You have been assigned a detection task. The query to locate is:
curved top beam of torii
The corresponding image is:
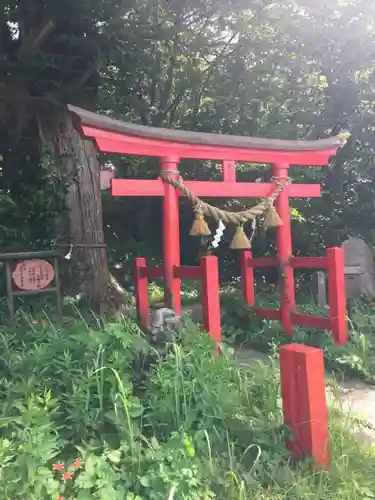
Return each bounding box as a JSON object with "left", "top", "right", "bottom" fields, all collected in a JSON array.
[{"left": 68, "top": 105, "right": 342, "bottom": 166}]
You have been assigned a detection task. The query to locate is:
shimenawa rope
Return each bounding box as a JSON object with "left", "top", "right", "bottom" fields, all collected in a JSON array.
[{"left": 161, "top": 173, "right": 290, "bottom": 225}]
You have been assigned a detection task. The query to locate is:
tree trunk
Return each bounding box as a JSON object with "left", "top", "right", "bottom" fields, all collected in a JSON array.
[{"left": 39, "top": 105, "right": 109, "bottom": 308}]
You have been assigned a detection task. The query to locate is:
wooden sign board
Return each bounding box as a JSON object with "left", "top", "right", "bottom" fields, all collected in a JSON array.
[
  {"left": 12, "top": 260, "right": 55, "bottom": 291},
  {"left": 100, "top": 169, "right": 114, "bottom": 190},
  {"left": 0, "top": 250, "right": 63, "bottom": 322},
  {"left": 341, "top": 237, "right": 375, "bottom": 299}
]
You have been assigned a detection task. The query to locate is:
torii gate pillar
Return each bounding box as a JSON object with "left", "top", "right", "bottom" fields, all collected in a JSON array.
[
  {"left": 274, "top": 163, "right": 296, "bottom": 335},
  {"left": 161, "top": 156, "right": 181, "bottom": 314}
]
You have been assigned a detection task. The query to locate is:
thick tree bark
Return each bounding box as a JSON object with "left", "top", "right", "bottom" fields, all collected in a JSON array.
[{"left": 39, "top": 105, "right": 110, "bottom": 308}]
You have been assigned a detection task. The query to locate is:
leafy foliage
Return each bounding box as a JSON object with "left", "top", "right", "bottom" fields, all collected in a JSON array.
[
  {"left": 0, "top": 313, "right": 374, "bottom": 499},
  {"left": 99, "top": 0, "right": 375, "bottom": 279},
  {"left": 2, "top": 0, "right": 375, "bottom": 278}
]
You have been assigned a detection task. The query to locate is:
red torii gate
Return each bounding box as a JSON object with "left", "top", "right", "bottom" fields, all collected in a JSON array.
[{"left": 69, "top": 105, "right": 346, "bottom": 345}]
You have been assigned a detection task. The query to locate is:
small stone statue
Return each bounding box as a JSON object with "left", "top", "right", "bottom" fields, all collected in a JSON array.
[{"left": 149, "top": 307, "right": 182, "bottom": 344}]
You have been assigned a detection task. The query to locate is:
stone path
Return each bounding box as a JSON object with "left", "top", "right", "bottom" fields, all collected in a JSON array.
[
  {"left": 235, "top": 346, "right": 375, "bottom": 441},
  {"left": 329, "top": 378, "right": 375, "bottom": 441}
]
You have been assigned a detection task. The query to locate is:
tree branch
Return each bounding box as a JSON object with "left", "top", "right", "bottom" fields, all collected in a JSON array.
[
  {"left": 72, "top": 59, "right": 101, "bottom": 88},
  {"left": 19, "top": 20, "right": 55, "bottom": 56},
  {"left": 189, "top": 33, "right": 238, "bottom": 128}
]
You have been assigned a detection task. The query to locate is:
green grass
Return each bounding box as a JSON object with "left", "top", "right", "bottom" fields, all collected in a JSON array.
[{"left": 0, "top": 307, "right": 375, "bottom": 498}]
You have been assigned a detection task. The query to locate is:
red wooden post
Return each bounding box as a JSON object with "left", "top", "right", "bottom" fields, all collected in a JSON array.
[
  {"left": 161, "top": 156, "right": 181, "bottom": 315},
  {"left": 240, "top": 250, "right": 255, "bottom": 306},
  {"left": 200, "top": 256, "right": 221, "bottom": 344},
  {"left": 134, "top": 257, "right": 150, "bottom": 330},
  {"left": 273, "top": 163, "right": 295, "bottom": 335},
  {"left": 280, "top": 344, "right": 330, "bottom": 469},
  {"left": 222, "top": 160, "right": 236, "bottom": 182},
  {"left": 327, "top": 247, "right": 347, "bottom": 344}
]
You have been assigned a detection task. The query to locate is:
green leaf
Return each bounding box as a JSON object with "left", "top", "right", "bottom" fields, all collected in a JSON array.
[
  {"left": 140, "top": 475, "right": 150, "bottom": 488},
  {"left": 106, "top": 449, "right": 122, "bottom": 464}
]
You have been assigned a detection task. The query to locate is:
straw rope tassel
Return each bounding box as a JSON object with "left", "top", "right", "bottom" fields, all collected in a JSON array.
[
  {"left": 230, "top": 224, "right": 252, "bottom": 250},
  {"left": 264, "top": 201, "right": 283, "bottom": 229},
  {"left": 190, "top": 205, "right": 211, "bottom": 236}
]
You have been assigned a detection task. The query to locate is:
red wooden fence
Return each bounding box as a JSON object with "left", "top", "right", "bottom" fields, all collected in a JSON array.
[
  {"left": 134, "top": 255, "right": 221, "bottom": 344},
  {"left": 240, "top": 247, "right": 347, "bottom": 344}
]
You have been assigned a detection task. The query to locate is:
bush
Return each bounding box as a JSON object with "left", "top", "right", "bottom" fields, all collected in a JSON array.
[{"left": 0, "top": 314, "right": 375, "bottom": 499}]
